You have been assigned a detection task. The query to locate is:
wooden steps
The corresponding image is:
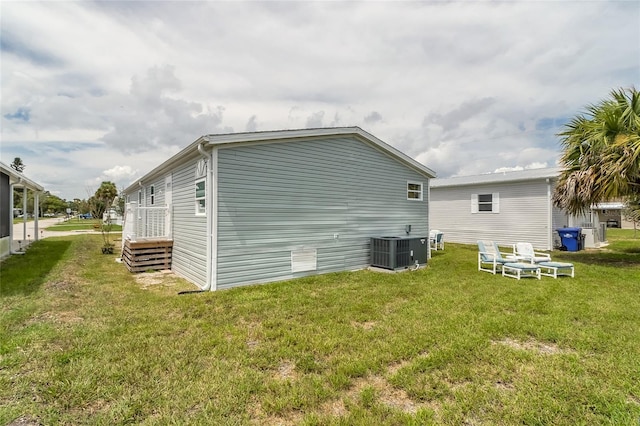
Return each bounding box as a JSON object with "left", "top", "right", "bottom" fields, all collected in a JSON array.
[{"left": 123, "top": 239, "right": 173, "bottom": 273}]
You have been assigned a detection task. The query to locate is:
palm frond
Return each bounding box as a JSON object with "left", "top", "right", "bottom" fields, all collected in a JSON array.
[{"left": 554, "top": 87, "right": 640, "bottom": 214}]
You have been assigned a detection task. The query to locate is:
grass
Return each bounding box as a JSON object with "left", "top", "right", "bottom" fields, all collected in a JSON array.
[
  {"left": 45, "top": 219, "right": 122, "bottom": 232},
  {"left": 0, "top": 230, "right": 639, "bottom": 425}
]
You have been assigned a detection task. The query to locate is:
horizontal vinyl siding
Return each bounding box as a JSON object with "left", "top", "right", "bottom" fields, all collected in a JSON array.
[
  {"left": 431, "top": 180, "right": 551, "bottom": 249},
  {"left": 138, "top": 177, "right": 165, "bottom": 208},
  {"left": 171, "top": 159, "right": 208, "bottom": 287},
  {"left": 551, "top": 205, "right": 569, "bottom": 248},
  {"left": 216, "top": 136, "right": 429, "bottom": 289}
]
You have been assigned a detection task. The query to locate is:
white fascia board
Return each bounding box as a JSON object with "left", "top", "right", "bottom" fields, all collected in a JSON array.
[
  {"left": 0, "top": 161, "right": 44, "bottom": 192},
  {"left": 431, "top": 167, "right": 562, "bottom": 188},
  {"left": 592, "top": 202, "right": 626, "bottom": 210}
]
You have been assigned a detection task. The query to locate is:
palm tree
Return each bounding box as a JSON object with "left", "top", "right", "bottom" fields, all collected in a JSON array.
[{"left": 553, "top": 87, "right": 640, "bottom": 215}]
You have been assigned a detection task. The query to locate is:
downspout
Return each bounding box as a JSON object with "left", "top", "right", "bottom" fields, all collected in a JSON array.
[
  {"left": 179, "top": 139, "right": 216, "bottom": 294},
  {"left": 200, "top": 141, "right": 214, "bottom": 291}
]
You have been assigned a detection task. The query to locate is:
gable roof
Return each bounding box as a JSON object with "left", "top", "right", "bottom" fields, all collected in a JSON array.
[
  {"left": 0, "top": 161, "right": 44, "bottom": 192},
  {"left": 125, "top": 127, "right": 436, "bottom": 192},
  {"left": 431, "top": 167, "right": 561, "bottom": 188}
]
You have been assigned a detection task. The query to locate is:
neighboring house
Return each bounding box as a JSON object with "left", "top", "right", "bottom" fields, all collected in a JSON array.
[
  {"left": 103, "top": 208, "right": 123, "bottom": 226},
  {"left": 592, "top": 201, "right": 635, "bottom": 230},
  {"left": 122, "top": 127, "right": 436, "bottom": 290},
  {"left": 430, "top": 167, "right": 602, "bottom": 250},
  {"left": 0, "top": 161, "right": 44, "bottom": 260}
]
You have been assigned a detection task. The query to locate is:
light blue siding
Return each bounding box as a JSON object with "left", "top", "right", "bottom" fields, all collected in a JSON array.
[
  {"left": 215, "top": 136, "right": 429, "bottom": 289},
  {"left": 171, "top": 158, "right": 208, "bottom": 286}
]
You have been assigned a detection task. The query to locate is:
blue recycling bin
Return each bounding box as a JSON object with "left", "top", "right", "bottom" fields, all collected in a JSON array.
[{"left": 557, "top": 227, "right": 582, "bottom": 251}]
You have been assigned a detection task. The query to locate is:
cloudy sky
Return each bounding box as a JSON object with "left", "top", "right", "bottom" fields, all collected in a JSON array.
[{"left": 2, "top": 1, "right": 639, "bottom": 200}]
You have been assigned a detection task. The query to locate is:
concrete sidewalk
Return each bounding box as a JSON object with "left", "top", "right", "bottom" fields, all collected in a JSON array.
[{"left": 11, "top": 217, "right": 104, "bottom": 252}]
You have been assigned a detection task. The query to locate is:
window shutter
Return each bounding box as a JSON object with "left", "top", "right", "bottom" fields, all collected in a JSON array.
[
  {"left": 471, "top": 194, "right": 478, "bottom": 213},
  {"left": 493, "top": 192, "right": 500, "bottom": 213}
]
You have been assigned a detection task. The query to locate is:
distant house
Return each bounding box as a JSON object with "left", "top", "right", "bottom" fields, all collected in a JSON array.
[
  {"left": 592, "top": 201, "right": 634, "bottom": 230},
  {"left": 122, "top": 127, "right": 436, "bottom": 290},
  {"left": 0, "top": 161, "right": 44, "bottom": 260},
  {"left": 430, "top": 167, "right": 603, "bottom": 250}
]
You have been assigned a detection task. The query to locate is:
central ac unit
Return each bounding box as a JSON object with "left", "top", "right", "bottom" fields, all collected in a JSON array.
[{"left": 370, "top": 236, "right": 427, "bottom": 270}]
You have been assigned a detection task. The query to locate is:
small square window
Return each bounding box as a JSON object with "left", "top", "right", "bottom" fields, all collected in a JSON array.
[
  {"left": 407, "top": 182, "right": 423, "bottom": 201},
  {"left": 472, "top": 193, "right": 499, "bottom": 214},
  {"left": 478, "top": 194, "right": 493, "bottom": 212}
]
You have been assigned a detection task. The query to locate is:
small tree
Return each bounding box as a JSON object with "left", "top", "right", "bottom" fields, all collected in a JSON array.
[{"left": 89, "top": 181, "right": 119, "bottom": 253}]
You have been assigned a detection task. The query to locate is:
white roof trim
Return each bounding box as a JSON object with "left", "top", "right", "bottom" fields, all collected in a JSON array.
[
  {"left": 0, "top": 161, "right": 44, "bottom": 191},
  {"left": 125, "top": 127, "right": 435, "bottom": 193},
  {"left": 593, "top": 202, "right": 625, "bottom": 210},
  {"left": 431, "top": 167, "right": 562, "bottom": 188}
]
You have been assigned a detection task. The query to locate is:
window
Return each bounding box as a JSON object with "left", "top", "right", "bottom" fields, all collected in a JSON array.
[
  {"left": 407, "top": 181, "right": 423, "bottom": 201},
  {"left": 138, "top": 190, "right": 142, "bottom": 205},
  {"left": 471, "top": 193, "right": 500, "bottom": 213},
  {"left": 195, "top": 178, "right": 206, "bottom": 215},
  {"left": 478, "top": 194, "right": 492, "bottom": 211},
  {"left": 150, "top": 185, "right": 155, "bottom": 205}
]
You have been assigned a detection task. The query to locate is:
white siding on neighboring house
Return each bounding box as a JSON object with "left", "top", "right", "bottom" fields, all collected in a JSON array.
[
  {"left": 431, "top": 179, "right": 552, "bottom": 249},
  {"left": 551, "top": 205, "right": 569, "bottom": 229}
]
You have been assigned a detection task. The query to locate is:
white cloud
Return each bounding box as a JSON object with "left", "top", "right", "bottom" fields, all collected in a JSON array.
[
  {"left": 494, "top": 162, "right": 548, "bottom": 174},
  {"left": 102, "top": 165, "right": 138, "bottom": 182}
]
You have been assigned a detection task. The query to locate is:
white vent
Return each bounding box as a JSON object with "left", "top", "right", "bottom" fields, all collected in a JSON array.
[{"left": 291, "top": 248, "right": 317, "bottom": 273}]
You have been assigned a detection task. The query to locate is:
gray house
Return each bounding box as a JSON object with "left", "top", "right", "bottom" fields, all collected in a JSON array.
[
  {"left": 1, "top": 161, "right": 44, "bottom": 260},
  {"left": 430, "top": 167, "right": 602, "bottom": 250},
  {"left": 122, "top": 127, "right": 436, "bottom": 290}
]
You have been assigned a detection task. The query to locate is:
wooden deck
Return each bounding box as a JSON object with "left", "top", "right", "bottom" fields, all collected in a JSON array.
[{"left": 122, "top": 239, "right": 173, "bottom": 273}]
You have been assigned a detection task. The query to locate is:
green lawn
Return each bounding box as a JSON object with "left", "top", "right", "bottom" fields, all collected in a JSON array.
[
  {"left": 45, "top": 219, "right": 122, "bottom": 232},
  {"left": 1, "top": 231, "right": 639, "bottom": 425}
]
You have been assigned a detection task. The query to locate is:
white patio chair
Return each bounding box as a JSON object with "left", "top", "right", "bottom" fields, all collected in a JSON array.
[
  {"left": 513, "top": 242, "right": 551, "bottom": 264},
  {"left": 478, "top": 241, "right": 516, "bottom": 274},
  {"left": 430, "top": 230, "right": 444, "bottom": 251},
  {"left": 513, "top": 242, "right": 575, "bottom": 278}
]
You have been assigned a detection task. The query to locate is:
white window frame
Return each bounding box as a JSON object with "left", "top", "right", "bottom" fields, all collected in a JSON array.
[
  {"left": 471, "top": 193, "right": 500, "bottom": 214},
  {"left": 195, "top": 177, "right": 206, "bottom": 216},
  {"left": 150, "top": 185, "right": 155, "bottom": 205},
  {"left": 138, "top": 190, "right": 142, "bottom": 205},
  {"left": 407, "top": 181, "right": 423, "bottom": 201}
]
